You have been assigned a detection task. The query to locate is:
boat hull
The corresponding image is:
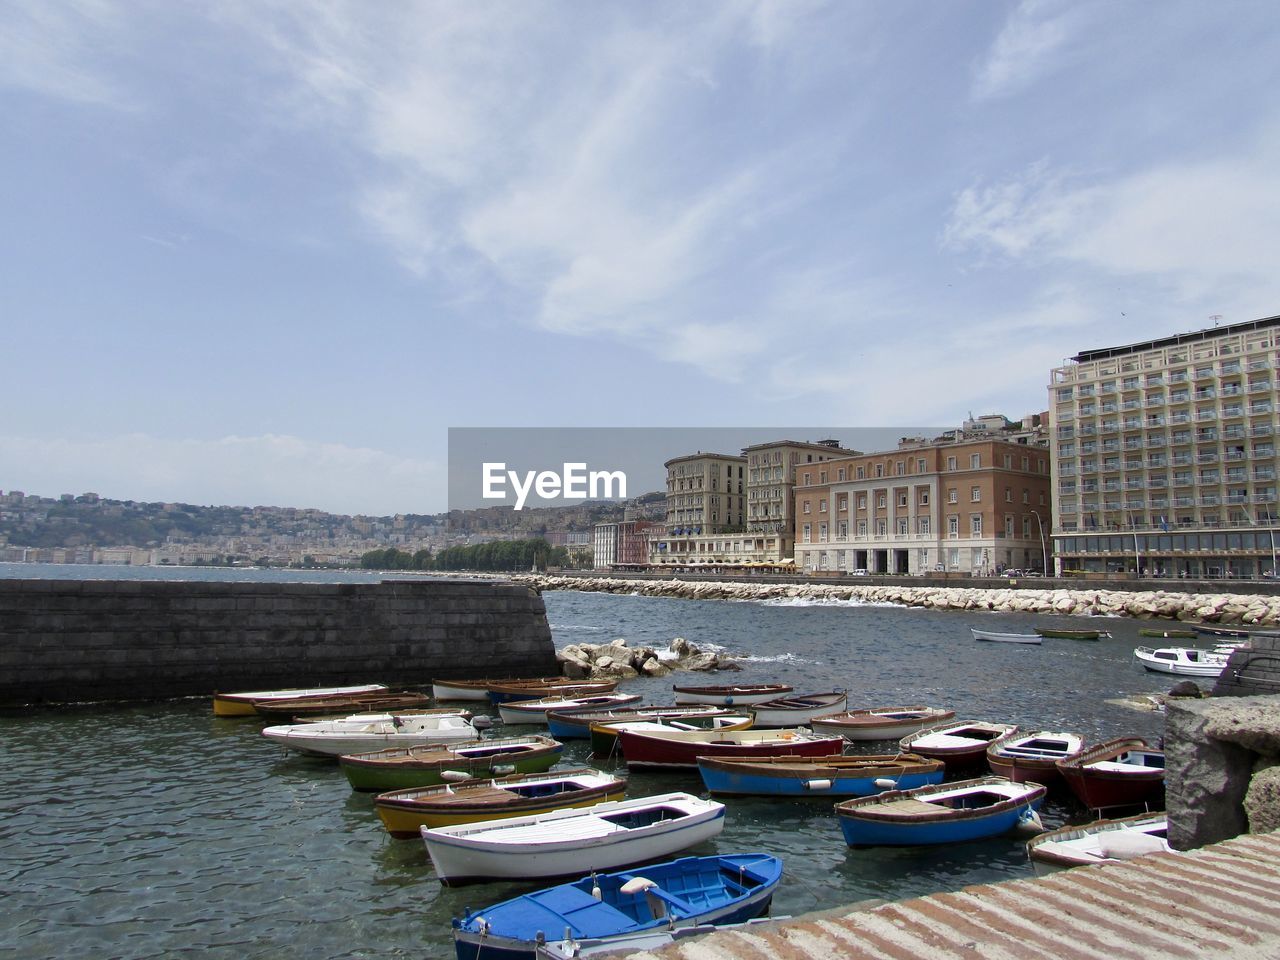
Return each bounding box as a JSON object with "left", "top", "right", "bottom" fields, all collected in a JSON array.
[
  {"left": 588, "top": 716, "right": 754, "bottom": 760},
  {"left": 696, "top": 755, "right": 943, "bottom": 797},
  {"left": 835, "top": 778, "right": 1046, "bottom": 847},
  {"left": 339, "top": 738, "right": 563, "bottom": 792},
  {"left": 1133, "top": 646, "right": 1228, "bottom": 677},
  {"left": 810, "top": 707, "right": 956, "bottom": 742},
  {"left": 212, "top": 683, "right": 387, "bottom": 716},
  {"left": 748, "top": 692, "right": 848, "bottom": 728},
  {"left": 421, "top": 794, "right": 725, "bottom": 885},
  {"left": 671, "top": 684, "right": 793, "bottom": 706},
  {"left": 987, "top": 732, "right": 1085, "bottom": 790},
  {"left": 615, "top": 729, "right": 842, "bottom": 770},
  {"left": 497, "top": 694, "right": 642, "bottom": 726},
  {"left": 1027, "top": 814, "right": 1169, "bottom": 876},
  {"left": 1057, "top": 739, "right": 1165, "bottom": 811},
  {"left": 899, "top": 722, "right": 1018, "bottom": 773}
]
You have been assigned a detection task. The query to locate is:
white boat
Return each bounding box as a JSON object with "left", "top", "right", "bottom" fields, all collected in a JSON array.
[
  {"left": 670, "top": 683, "right": 793, "bottom": 706},
  {"left": 497, "top": 692, "right": 643, "bottom": 726},
  {"left": 971, "top": 628, "right": 1042, "bottom": 644},
  {"left": 899, "top": 720, "right": 1019, "bottom": 771},
  {"left": 1026, "top": 813, "right": 1170, "bottom": 876},
  {"left": 261, "top": 714, "right": 479, "bottom": 756},
  {"left": 1133, "top": 645, "right": 1230, "bottom": 677},
  {"left": 212, "top": 683, "right": 387, "bottom": 716},
  {"left": 748, "top": 691, "right": 848, "bottom": 728},
  {"left": 420, "top": 792, "right": 725, "bottom": 885}
]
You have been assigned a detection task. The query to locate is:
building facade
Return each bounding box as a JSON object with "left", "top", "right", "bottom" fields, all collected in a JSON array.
[
  {"left": 793, "top": 439, "right": 1052, "bottom": 576},
  {"left": 741, "top": 439, "right": 860, "bottom": 562},
  {"left": 1050, "top": 315, "right": 1280, "bottom": 578},
  {"left": 649, "top": 452, "right": 746, "bottom": 564}
]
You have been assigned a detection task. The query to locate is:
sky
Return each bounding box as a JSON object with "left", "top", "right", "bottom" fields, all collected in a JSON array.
[{"left": 3, "top": 0, "right": 1279, "bottom": 515}]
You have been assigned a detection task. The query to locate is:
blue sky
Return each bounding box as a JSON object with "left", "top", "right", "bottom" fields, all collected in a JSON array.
[{"left": 3, "top": 1, "right": 1278, "bottom": 514}]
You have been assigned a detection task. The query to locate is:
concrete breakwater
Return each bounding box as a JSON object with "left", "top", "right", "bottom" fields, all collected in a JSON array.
[
  {"left": 515, "top": 573, "right": 1280, "bottom": 626},
  {"left": 0, "top": 577, "right": 556, "bottom": 707}
]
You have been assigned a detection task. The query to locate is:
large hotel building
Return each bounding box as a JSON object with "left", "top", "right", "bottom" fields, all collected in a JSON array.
[
  {"left": 1050, "top": 316, "right": 1280, "bottom": 578},
  {"left": 793, "top": 437, "right": 1051, "bottom": 576}
]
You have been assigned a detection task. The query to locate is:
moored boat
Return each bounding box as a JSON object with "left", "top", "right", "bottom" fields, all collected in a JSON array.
[
  {"left": 1133, "top": 645, "right": 1230, "bottom": 677},
  {"left": 1035, "top": 627, "right": 1111, "bottom": 640},
  {"left": 1026, "top": 813, "right": 1170, "bottom": 876},
  {"left": 899, "top": 720, "right": 1018, "bottom": 771},
  {"left": 986, "top": 730, "right": 1087, "bottom": 788},
  {"left": 696, "top": 753, "right": 943, "bottom": 798},
  {"left": 451, "top": 853, "right": 782, "bottom": 960},
  {"left": 421, "top": 792, "right": 725, "bottom": 885},
  {"left": 1138, "top": 627, "right": 1197, "bottom": 639},
  {"left": 588, "top": 715, "right": 754, "bottom": 760},
  {"left": 373, "top": 767, "right": 627, "bottom": 837},
  {"left": 545, "top": 704, "right": 741, "bottom": 742},
  {"left": 339, "top": 735, "right": 563, "bottom": 792},
  {"left": 212, "top": 683, "right": 387, "bottom": 717},
  {"left": 252, "top": 691, "right": 434, "bottom": 719},
  {"left": 487, "top": 679, "right": 620, "bottom": 705},
  {"left": 748, "top": 691, "right": 847, "bottom": 728},
  {"left": 432, "top": 677, "right": 563, "bottom": 701},
  {"left": 835, "top": 776, "right": 1046, "bottom": 846},
  {"left": 294, "top": 707, "right": 473, "bottom": 724},
  {"left": 671, "top": 683, "right": 793, "bottom": 706},
  {"left": 1192, "top": 625, "right": 1252, "bottom": 638},
  {"left": 497, "top": 692, "right": 643, "bottom": 726},
  {"left": 613, "top": 727, "right": 842, "bottom": 770},
  {"left": 262, "top": 714, "right": 478, "bottom": 757},
  {"left": 971, "top": 628, "right": 1041, "bottom": 644},
  {"left": 810, "top": 706, "right": 956, "bottom": 741},
  {"left": 1056, "top": 737, "right": 1165, "bottom": 812}
]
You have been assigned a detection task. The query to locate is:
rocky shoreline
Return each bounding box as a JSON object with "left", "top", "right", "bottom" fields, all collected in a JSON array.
[{"left": 514, "top": 574, "right": 1280, "bottom": 626}]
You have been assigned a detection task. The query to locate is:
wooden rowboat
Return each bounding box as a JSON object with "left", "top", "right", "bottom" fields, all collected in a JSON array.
[
  {"left": 545, "top": 704, "right": 742, "bottom": 741},
  {"left": 696, "top": 753, "right": 944, "bottom": 798},
  {"left": 971, "top": 628, "right": 1041, "bottom": 644},
  {"left": 1138, "top": 627, "right": 1197, "bottom": 639},
  {"left": 261, "top": 713, "right": 478, "bottom": 757},
  {"left": 339, "top": 735, "right": 563, "bottom": 792},
  {"left": 1026, "top": 813, "right": 1170, "bottom": 876},
  {"left": 987, "top": 730, "right": 1087, "bottom": 789},
  {"left": 1056, "top": 737, "right": 1165, "bottom": 812},
  {"left": 613, "top": 727, "right": 842, "bottom": 770},
  {"left": 1034, "top": 627, "right": 1111, "bottom": 640},
  {"left": 432, "top": 677, "right": 567, "bottom": 701},
  {"left": 496, "top": 692, "right": 643, "bottom": 726},
  {"left": 486, "top": 679, "right": 620, "bottom": 704},
  {"left": 588, "top": 715, "right": 754, "bottom": 760},
  {"left": 420, "top": 792, "right": 725, "bottom": 885},
  {"left": 899, "top": 720, "right": 1018, "bottom": 772},
  {"left": 748, "top": 691, "right": 848, "bottom": 728},
  {"left": 810, "top": 706, "right": 956, "bottom": 741},
  {"left": 836, "top": 776, "right": 1046, "bottom": 847},
  {"left": 670, "top": 683, "right": 793, "bottom": 706},
  {"left": 373, "top": 767, "right": 627, "bottom": 836},
  {"left": 212, "top": 683, "right": 387, "bottom": 717},
  {"left": 252, "top": 691, "right": 432, "bottom": 719}
]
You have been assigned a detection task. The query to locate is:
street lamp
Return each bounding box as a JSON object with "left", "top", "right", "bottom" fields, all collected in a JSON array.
[{"left": 1031, "top": 509, "right": 1049, "bottom": 576}]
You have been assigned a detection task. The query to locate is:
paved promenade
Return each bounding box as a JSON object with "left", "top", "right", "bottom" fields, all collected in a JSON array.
[{"left": 625, "top": 831, "right": 1280, "bottom": 960}]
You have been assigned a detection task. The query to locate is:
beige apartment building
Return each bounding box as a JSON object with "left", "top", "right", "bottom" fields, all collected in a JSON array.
[
  {"left": 742, "top": 439, "right": 860, "bottom": 562},
  {"left": 651, "top": 452, "right": 747, "bottom": 564},
  {"left": 1050, "top": 315, "right": 1280, "bottom": 578},
  {"left": 794, "top": 439, "right": 1052, "bottom": 576}
]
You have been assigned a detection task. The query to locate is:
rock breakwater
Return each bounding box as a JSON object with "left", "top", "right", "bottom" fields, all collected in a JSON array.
[{"left": 515, "top": 574, "right": 1280, "bottom": 626}]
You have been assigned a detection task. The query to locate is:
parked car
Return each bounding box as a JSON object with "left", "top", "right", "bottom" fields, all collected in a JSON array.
[{"left": 1000, "top": 569, "right": 1024, "bottom": 578}]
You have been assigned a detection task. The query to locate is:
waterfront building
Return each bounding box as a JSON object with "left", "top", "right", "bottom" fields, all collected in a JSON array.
[
  {"left": 593, "top": 519, "right": 659, "bottom": 568},
  {"left": 742, "top": 439, "right": 861, "bottom": 562},
  {"left": 649, "top": 452, "right": 747, "bottom": 564},
  {"left": 794, "top": 438, "right": 1051, "bottom": 576},
  {"left": 1050, "top": 315, "right": 1280, "bottom": 578}
]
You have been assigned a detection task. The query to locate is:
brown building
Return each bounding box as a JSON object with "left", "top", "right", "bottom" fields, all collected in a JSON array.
[{"left": 794, "top": 438, "right": 1052, "bottom": 576}]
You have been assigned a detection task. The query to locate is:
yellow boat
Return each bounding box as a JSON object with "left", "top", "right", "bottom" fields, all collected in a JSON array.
[
  {"left": 212, "top": 683, "right": 387, "bottom": 716},
  {"left": 372, "top": 767, "right": 627, "bottom": 837}
]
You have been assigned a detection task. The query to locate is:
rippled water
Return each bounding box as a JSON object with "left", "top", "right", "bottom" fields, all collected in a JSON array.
[{"left": 1, "top": 585, "right": 1178, "bottom": 960}]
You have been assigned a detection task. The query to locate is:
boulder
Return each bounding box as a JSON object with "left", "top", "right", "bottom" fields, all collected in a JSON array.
[
  {"left": 1167, "top": 680, "right": 1203, "bottom": 699},
  {"left": 641, "top": 659, "right": 672, "bottom": 677},
  {"left": 1244, "top": 759, "right": 1280, "bottom": 834}
]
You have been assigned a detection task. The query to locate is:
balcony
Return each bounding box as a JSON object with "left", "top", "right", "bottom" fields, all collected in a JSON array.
[
  {"left": 1221, "top": 361, "right": 1242, "bottom": 375},
  {"left": 1101, "top": 440, "right": 1121, "bottom": 452},
  {"left": 1174, "top": 497, "right": 1195, "bottom": 508},
  {"left": 1100, "top": 402, "right": 1119, "bottom": 414},
  {"left": 1222, "top": 405, "right": 1245, "bottom": 419},
  {"left": 1197, "top": 453, "right": 1219, "bottom": 464},
  {"left": 1195, "top": 368, "right": 1215, "bottom": 380},
  {"left": 1225, "top": 449, "right": 1246, "bottom": 462},
  {"left": 1196, "top": 410, "right": 1218, "bottom": 422},
  {"left": 1173, "top": 475, "right": 1193, "bottom": 487},
  {"left": 1169, "top": 391, "right": 1190, "bottom": 404},
  {"left": 1124, "top": 460, "right": 1143, "bottom": 471},
  {"left": 1170, "top": 412, "right": 1192, "bottom": 425},
  {"left": 1145, "top": 395, "right": 1164, "bottom": 407},
  {"left": 1249, "top": 380, "right": 1273, "bottom": 392},
  {"left": 1255, "top": 469, "right": 1278, "bottom": 481},
  {"left": 1249, "top": 403, "right": 1274, "bottom": 415},
  {"left": 1147, "top": 436, "right": 1166, "bottom": 447},
  {"left": 1122, "top": 400, "right": 1142, "bottom": 411},
  {"left": 1223, "top": 426, "right": 1247, "bottom": 439},
  {"left": 1170, "top": 371, "right": 1189, "bottom": 384},
  {"left": 1252, "top": 424, "right": 1274, "bottom": 437},
  {"left": 1202, "top": 495, "right": 1221, "bottom": 506},
  {"left": 1056, "top": 426, "right": 1076, "bottom": 439}
]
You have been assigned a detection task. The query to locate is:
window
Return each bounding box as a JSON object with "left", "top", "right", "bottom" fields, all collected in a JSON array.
[
  {"left": 819, "top": 522, "right": 828, "bottom": 542},
  {"left": 856, "top": 520, "right": 867, "bottom": 536},
  {"left": 802, "top": 523, "right": 811, "bottom": 543},
  {"left": 875, "top": 464, "right": 884, "bottom": 478},
  {"left": 856, "top": 466, "right": 865, "bottom": 479},
  {"left": 897, "top": 493, "right": 908, "bottom": 507},
  {"left": 971, "top": 486, "right": 981, "bottom": 502},
  {"left": 948, "top": 516, "right": 959, "bottom": 537},
  {"left": 918, "top": 517, "right": 931, "bottom": 535},
  {"left": 920, "top": 489, "right": 930, "bottom": 505},
  {"left": 917, "top": 458, "right": 926, "bottom": 473},
  {"left": 1023, "top": 516, "right": 1032, "bottom": 538},
  {"left": 970, "top": 454, "right": 981, "bottom": 469},
  {"left": 1005, "top": 487, "right": 1013, "bottom": 502},
  {"left": 897, "top": 519, "right": 908, "bottom": 535},
  {"left": 1006, "top": 516, "right": 1015, "bottom": 538},
  {"left": 947, "top": 456, "right": 957, "bottom": 471},
  {"left": 803, "top": 501, "right": 811, "bottom": 514},
  {"left": 948, "top": 488, "right": 958, "bottom": 504},
  {"left": 896, "top": 461, "right": 905, "bottom": 476},
  {"left": 1022, "top": 489, "right": 1030, "bottom": 504},
  {"left": 857, "top": 494, "right": 867, "bottom": 509},
  {"left": 1004, "top": 454, "right": 1013, "bottom": 468},
  {"left": 971, "top": 514, "right": 983, "bottom": 536},
  {"left": 820, "top": 471, "right": 827, "bottom": 483},
  {"left": 838, "top": 495, "right": 847, "bottom": 512},
  {"left": 819, "top": 499, "right": 827, "bottom": 512},
  {"left": 837, "top": 520, "right": 848, "bottom": 539},
  {"left": 1022, "top": 456, "right": 1029, "bottom": 470},
  {"left": 802, "top": 472, "right": 811, "bottom": 485},
  {"left": 876, "top": 519, "right": 887, "bottom": 536},
  {"left": 837, "top": 468, "right": 846, "bottom": 481},
  {"left": 877, "top": 494, "right": 887, "bottom": 508}
]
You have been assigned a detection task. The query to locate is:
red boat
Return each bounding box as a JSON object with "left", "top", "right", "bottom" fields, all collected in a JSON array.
[
  {"left": 986, "top": 731, "right": 1087, "bottom": 790},
  {"left": 1056, "top": 737, "right": 1165, "bottom": 812},
  {"left": 614, "top": 727, "right": 844, "bottom": 770}
]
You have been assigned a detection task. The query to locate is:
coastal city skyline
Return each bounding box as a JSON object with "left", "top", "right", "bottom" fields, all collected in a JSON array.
[{"left": 4, "top": 2, "right": 1280, "bottom": 514}]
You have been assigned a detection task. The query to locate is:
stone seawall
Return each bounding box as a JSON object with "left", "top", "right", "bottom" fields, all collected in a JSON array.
[
  {"left": 0, "top": 578, "right": 556, "bottom": 706},
  {"left": 514, "top": 574, "right": 1280, "bottom": 625}
]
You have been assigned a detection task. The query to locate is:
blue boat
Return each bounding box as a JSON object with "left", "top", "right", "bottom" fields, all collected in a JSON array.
[
  {"left": 697, "top": 753, "right": 944, "bottom": 797},
  {"left": 835, "top": 776, "right": 1046, "bottom": 847},
  {"left": 451, "top": 853, "right": 783, "bottom": 960}
]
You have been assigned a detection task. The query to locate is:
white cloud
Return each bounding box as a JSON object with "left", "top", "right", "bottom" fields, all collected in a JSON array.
[
  {"left": 0, "top": 433, "right": 443, "bottom": 515},
  {"left": 0, "top": 0, "right": 134, "bottom": 107},
  {"left": 972, "top": 0, "right": 1087, "bottom": 100}
]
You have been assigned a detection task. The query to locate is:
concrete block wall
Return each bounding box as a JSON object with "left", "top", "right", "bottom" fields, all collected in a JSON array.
[
  {"left": 0, "top": 578, "right": 557, "bottom": 706},
  {"left": 1214, "top": 634, "right": 1280, "bottom": 696}
]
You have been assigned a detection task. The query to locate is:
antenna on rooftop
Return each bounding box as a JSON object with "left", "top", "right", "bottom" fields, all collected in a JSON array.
[{"left": 1210, "top": 314, "right": 1222, "bottom": 327}]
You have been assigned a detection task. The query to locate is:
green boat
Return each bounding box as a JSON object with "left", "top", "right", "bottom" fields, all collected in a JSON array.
[
  {"left": 338, "top": 735, "right": 563, "bottom": 792},
  {"left": 1138, "top": 627, "right": 1197, "bottom": 639},
  {"left": 1034, "top": 627, "right": 1111, "bottom": 640}
]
